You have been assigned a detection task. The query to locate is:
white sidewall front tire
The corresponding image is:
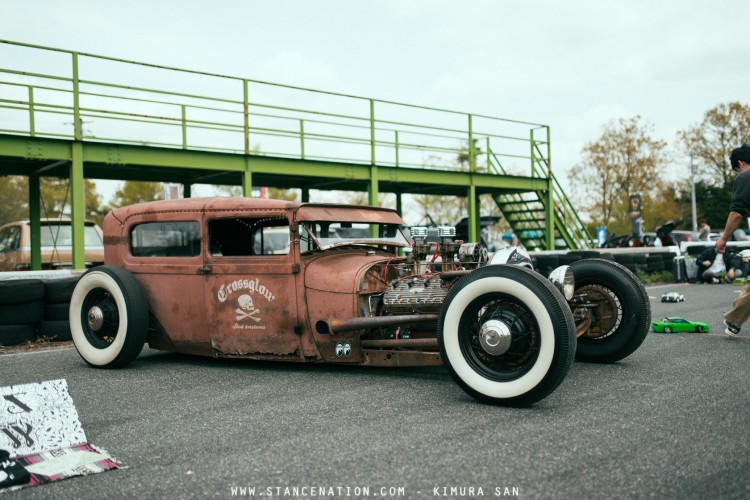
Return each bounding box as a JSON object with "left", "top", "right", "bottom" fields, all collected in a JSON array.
[
  {"left": 70, "top": 271, "right": 130, "bottom": 366},
  {"left": 442, "top": 276, "right": 555, "bottom": 399}
]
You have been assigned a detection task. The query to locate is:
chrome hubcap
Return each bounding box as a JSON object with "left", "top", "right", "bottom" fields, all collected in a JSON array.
[
  {"left": 87, "top": 306, "right": 104, "bottom": 331},
  {"left": 478, "top": 319, "right": 512, "bottom": 355}
]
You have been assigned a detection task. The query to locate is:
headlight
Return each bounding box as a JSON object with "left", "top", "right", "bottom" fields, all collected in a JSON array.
[
  {"left": 548, "top": 265, "right": 575, "bottom": 300},
  {"left": 488, "top": 246, "right": 533, "bottom": 269}
]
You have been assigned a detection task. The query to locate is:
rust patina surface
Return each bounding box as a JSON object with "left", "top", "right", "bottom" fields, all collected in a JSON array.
[{"left": 103, "top": 197, "right": 442, "bottom": 366}]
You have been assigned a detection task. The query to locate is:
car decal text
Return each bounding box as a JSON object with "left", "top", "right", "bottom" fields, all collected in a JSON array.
[{"left": 217, "top": 278, "right": 276, "bottom": 303}]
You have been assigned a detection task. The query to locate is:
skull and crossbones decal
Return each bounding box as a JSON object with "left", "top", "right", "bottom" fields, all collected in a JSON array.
[{"left": 235, "top": 294, "right": 261, "bottom": 322}]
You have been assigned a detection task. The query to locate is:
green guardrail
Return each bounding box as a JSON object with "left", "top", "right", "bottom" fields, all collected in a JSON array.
[{"left": 0, "top": 39, "right": 551, "bottom": 178}]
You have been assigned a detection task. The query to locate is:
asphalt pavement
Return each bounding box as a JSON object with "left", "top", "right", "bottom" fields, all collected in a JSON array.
[{"left": 1, "top": 282, "right": 749, "bottom": 499}]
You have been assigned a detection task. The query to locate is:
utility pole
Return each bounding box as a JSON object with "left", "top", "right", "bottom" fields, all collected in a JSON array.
[{"left": 690, "top": 153, "right": 697, "bottom": 232}]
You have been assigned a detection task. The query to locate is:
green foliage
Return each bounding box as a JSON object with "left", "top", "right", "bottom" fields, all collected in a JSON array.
[
  {"left": 212, "top": 185, "right": 299, "bottom": 201},
  {"left": 110, "top": 181, "right": 164, "bottom": 208},
  {"left": 677, "top": 101, "right": 750, "bottom": 188},
  {"left": 0, "top": 175, "right": 105, "bottom": 226},
  {"left": 674, "top": 180, "right": 733, "bottom": 230},
  {"left": 569, "top": 116, "right": 670, "bottom": 231},
  {"left": 0, "top": 176, "right": 27, "bottom": 225},
  {"left": 635, "top": 268, "right": 674, "bottom": 285},
  {"left": 268, "top": 188, "right": 298, "bottom": 201}
]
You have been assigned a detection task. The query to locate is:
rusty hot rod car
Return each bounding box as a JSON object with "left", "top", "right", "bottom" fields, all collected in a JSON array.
[{"left": 69, "top": 197, "right": 650, "bottom": 406}]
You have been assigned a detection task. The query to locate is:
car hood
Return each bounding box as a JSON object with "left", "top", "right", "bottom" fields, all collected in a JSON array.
[{"left": 303, "top": 249, "right": 393, "bottom": 294}]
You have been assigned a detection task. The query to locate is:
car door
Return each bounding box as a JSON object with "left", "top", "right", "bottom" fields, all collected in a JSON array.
[
  {"left": 124, "top": 218, "right": 211, "bottom": 354},
  {"left": 203, "top": 213, "right": 301, "bottom": 359},
  {"left": 673, "top": 319, "right": 690, "bottom": 333}
]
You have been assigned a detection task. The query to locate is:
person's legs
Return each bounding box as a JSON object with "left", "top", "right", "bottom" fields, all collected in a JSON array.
[
  {"left": 702, "top": 270, "right": 720, "bottom": 283},
  {"left": 724, "top": 280, "right": 750, "bottom": 335}
]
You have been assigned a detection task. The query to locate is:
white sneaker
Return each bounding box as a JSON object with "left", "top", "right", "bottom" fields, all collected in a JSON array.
[{"left": 724, "top": 320, "right": 741, "bottom": 337}]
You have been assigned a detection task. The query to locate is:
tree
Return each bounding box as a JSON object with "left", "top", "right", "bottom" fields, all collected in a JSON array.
[
  {"left": 38, "top": 177, "right": 105, "bottom": 223},
  {"left": 677, "top": 102, "right": 750, "bottom": 187},
  {"left": 110, "top": 181, "right": 163, "bottom": 208},
  {"left": 0, "top": 175, "right": 105, "bottom": 226},
  {"left": 674, "top": 180, "right": 732, "bottom": 230},
  {"left": 569, "top": 116, "right": 669, "bottom": 233},
  {"left": 0, "top": 176, "right": 27, "bottom": 225}
]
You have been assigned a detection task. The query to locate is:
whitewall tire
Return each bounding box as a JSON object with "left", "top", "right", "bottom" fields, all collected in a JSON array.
[
  {"left": 70, "top": 266, "right": 148, "bottom": 368},
  {"left": 438, "top": 265, "right": 575, "bottom": 406}
]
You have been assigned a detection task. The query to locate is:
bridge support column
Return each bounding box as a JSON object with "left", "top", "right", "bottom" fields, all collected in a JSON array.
[
  {"left": 368, "top": 165, "right": 379, "bottom": 237},
  {"left": 301, "top": 187, "right": 309, "bottom": 203},
  {"left": 242, "top": 158, "right": 252, "bottom": 198},
  {"left": 467, "top": 183, "right": 479, "bottom": 243},
  {"left": 70, "top": 142, "right": 85, "bottom": 269},
  {"left": 183, "top": 183, "right": 192, "bottom": 199},
  {"left": 368, "top": 165, "right": 379, "bottom": 207},
  {"left": 28, "top": 174, "right": 41, "bottom": 270}
]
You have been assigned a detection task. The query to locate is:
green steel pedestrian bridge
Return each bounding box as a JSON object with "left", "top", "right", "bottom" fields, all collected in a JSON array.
[{"left": 0, "top": 40, "right": 591, "bottom": 270}]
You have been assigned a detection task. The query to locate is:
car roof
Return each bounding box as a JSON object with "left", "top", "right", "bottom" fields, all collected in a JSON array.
[
  {"left": 108, "top": 197, "right": 403, "bottom": 225},
  {"left": 0, "top": 218, "right": 98, "bottom": 229}
]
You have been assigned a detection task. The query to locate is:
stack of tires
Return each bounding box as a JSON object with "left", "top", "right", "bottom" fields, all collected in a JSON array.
[
  {"left": 662, "top": 252, "right": 678, "bottom": 275},
  {"left": 534, "top": 254, "right": 559, "bottom": 276},
  {"left": 646, "top": 254, "right": 665, "bottom": 273},
  {"left": 534, "top": 251, "right": 616, "bottom": 276},
  {"left": 613, "top": 254, "right": 637, "bottom": 273},
  {"left": 39, "top": 277, "right": 79, "bottom": 342},
  {"left": 0, "top": 279, "right": 45, "bottom": 346},
  {"left": 0, "top": 276, "right": 80, "bottom": 347}
]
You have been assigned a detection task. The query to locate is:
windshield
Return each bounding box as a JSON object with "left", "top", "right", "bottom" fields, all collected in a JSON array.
[
  {"left": 41, "top": 224, "right": 102, "bottom": 247},
  {"left": 300, "top": 221, "right": 408, "bottom": 252}
]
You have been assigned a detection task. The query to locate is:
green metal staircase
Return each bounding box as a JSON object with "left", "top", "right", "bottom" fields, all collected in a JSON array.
[{"left": 488, "top": 146, "right": 593, "bottom": 250}]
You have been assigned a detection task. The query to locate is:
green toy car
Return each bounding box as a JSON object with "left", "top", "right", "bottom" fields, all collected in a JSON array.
[{"left": 651, "top": 317, "right": 710, "bottom": 333}]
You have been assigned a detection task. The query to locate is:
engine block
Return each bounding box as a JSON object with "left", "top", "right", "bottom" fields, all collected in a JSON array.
[{"left": 382, "top": 276, "right": 447, "bottom": 314}]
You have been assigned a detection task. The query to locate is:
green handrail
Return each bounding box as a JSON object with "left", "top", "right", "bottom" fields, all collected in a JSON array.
[{"left": 0, "top": 39, "right": 551, "bottom": 177}]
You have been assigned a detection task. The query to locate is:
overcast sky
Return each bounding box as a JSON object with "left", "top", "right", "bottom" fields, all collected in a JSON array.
[{"left": 3, "top": 0, "right": 749, "bottom": 210}]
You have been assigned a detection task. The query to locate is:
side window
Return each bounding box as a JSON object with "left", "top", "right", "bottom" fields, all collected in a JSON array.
[
  {"left": 130, "top": 221, "right": 201, "bottom": 257},
  {"left": 0, "top": 226, "right": 21, "bottom": 252},
  {"left": 0, "top": 227, "right": 9, "bottom": 252},
  {"left": 9, "top": 227, "right": 20, "bottom": 250},
  {"left": 209, "top": 217, "right": 289, "bottom": 257}
]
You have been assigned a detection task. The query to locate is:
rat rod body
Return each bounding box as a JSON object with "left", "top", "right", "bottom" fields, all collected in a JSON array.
[{"left": 70, "top": 197, "right": 650, "bottom": 406}]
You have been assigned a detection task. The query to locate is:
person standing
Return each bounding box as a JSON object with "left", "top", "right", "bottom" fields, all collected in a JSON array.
[
  {"left": 698, "top": 219, "right": 711, "bottom": 240},
  {"left": 719, "top": 144, "right": 750, "bottom": 336}
]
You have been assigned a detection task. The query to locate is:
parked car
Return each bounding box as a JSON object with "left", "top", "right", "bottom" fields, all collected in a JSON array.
[
  {"left": 661, "top": 292, "right": 685, "bottom": 303},
  {"left": 68, "top": 197, "right": 651, "bottom": 406},
  {"left": 651, "top": 317, "right": 709, "bottom": 333},
  {"left": 671, "top": 230, "right": 701, "bottom": 246},
  {"left": 0, "top": 219, "right": 104, "bottom": 271}
]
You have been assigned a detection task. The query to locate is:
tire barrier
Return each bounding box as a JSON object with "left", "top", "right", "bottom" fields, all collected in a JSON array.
[
  {"left": 0, "top": 279, "right": 44, "bottom": 346},
  {"left": 39, "top": 320, "right": 72, "bottom": 341},
  {"left": 40, "top": 277, "right": 78, "bottom": 342},
  {"left": 0, "top": 276, "right": 80, "bottom": 346},
  {"left": 532, "top": 249, "right": 680, "bottom": 282},
  {"left": 43, "top": 277, "right": 79, "bottom": 303}
]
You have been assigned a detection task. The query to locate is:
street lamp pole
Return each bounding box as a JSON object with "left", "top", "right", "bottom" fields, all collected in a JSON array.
[{"left": 690, "top": 153, "right": 697, "bottom": 232}]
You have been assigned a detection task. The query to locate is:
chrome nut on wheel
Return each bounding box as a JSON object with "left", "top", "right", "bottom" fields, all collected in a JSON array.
[
  {"left": 478, "top": 320, "right": 512, "bottom": 355},
  {"left": 87, "top": 306, "right": 105, "bottom": 331}
]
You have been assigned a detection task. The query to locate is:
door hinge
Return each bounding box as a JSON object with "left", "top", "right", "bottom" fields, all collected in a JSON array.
[
  {"left": 292, "top": 263, "right": 301, "bottom": 274},
  {"left": 197, "top": 265, "right": 212, "bottom": 274}
]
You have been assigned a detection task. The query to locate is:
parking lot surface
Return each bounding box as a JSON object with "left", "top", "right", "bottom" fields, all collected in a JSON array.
[{"left": 2, "top": 282, "right": 749, "bottom": 499}]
